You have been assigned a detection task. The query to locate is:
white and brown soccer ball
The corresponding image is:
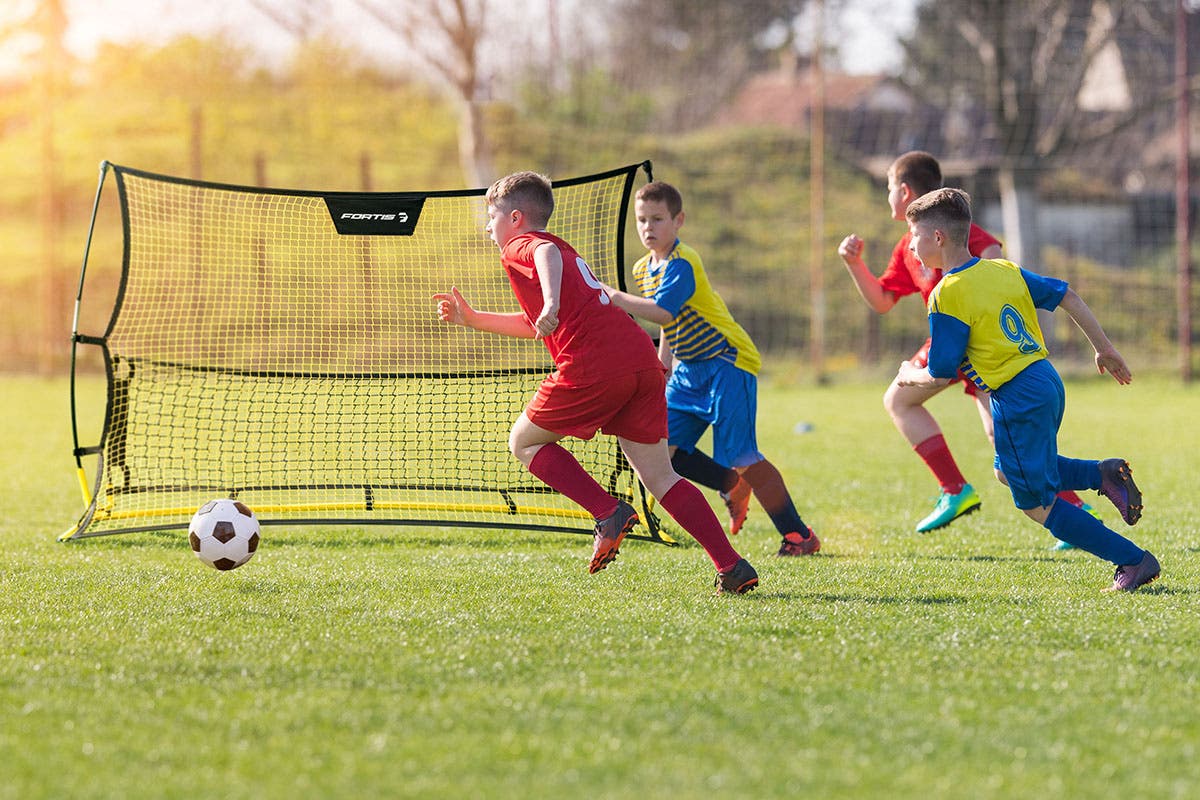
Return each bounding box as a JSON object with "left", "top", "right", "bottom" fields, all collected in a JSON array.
[{"left": 189, "top": 499, "right": 260, "bottom": 571}]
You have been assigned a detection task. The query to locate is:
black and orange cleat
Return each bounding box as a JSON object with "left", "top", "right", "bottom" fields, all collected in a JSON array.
[
  {"left": 589, "top": 500, "right": 639, "bottom": 574},
  {"left": 777, "top": 527, "right": 821, "bottom": 556},
  {"left": 714, "top": 558, "right": 759, "bottom": 595}
]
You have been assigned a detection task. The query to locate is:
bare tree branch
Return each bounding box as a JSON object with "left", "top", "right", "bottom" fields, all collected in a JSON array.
[
  {"left": 247, "top": 0, "right": 331, "bottom": 40},
  {"left": 353, "top": 0, "right": 494, "bottom": 184}
]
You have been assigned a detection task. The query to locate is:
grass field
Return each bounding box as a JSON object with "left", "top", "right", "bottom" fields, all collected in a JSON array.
[{"left": 3, "top": 372, "right": 1198, "bottom": 799}]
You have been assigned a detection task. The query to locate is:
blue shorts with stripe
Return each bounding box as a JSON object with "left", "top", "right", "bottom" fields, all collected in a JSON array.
[
  {"left": 990, "top": 358, "right": 1064, "bottom": 510},
  {"left": 665, "top": 357, "right": 762, "bottom": 469}
]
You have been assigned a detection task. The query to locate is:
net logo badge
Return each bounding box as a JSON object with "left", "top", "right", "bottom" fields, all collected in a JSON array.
[
  {"left": 338, "top": 211, "right": 409, "bottom": 222},
  {"left": 324, "top": 194, "right": 425, "bottom": 235}
]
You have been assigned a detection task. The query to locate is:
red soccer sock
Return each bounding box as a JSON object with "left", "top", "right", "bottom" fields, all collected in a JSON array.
[
  {"left": 658, "top": 479, "right": 741, "bottom": 572},
  {"left": 1056, "top": 489, "right": 1085, "bottom": 506},
  {"left": 913, "top": 434, "right": 967, "bottom": 494},
  {"left": 527, "top": 443, "right": 617, "bottom": 519}
]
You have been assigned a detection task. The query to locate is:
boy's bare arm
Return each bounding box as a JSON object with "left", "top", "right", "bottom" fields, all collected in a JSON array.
[
  {"left": 657, "top": 329, "right": 674, "bottom": 371},
  {"left": 531, "top": 243, "right": 563, "bottom": 338},
  {"left": 837, "top": 235, "right": 898, "bottom": 313},
  {"left": 601, "top": 283, "right": 675, "bottom": 325},
  {"left": 1057, "top": 289, "right": 1132, "bottom": 384},
  {"left": 896, "top": 359, "right": 952, "bottom": 388},
  {"left": 433, "top": 286, "right": 536, "bottom": 338}
]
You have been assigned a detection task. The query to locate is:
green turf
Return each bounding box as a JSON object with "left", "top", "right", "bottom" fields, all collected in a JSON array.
[{"left": 3, "top": 372, "right": 1198, "bottom": 799}]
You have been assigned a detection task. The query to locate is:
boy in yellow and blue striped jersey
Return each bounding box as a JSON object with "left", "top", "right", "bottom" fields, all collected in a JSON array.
[
  {"left": 896, "top": 188, "right": 1159, "bottom": 592},
  {"left": 604, "top": 181, "right": 819, "bottom": 557}
]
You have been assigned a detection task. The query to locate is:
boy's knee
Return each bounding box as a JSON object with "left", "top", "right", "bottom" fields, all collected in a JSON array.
[
  {"left": 1021, "top": 505, "right": 1052, "bottom": 525},
  {"left": 507, "top": 431, "right": 533, "bottom": 466},
  {"left": 994, "top": 468, "right": 1008, "bottom": 486},
  {"left": 882, "top": 384, "right": 898, "bottom": 414}
]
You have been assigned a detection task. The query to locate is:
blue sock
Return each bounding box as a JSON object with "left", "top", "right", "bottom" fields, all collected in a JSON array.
[
  {"left": 671, "top": 449, "right": 737, "bottom": 493},
  {"left": 1057, "top": 457, "right": 1101, "bottom": 491},
  {"left": 1043, "top": 499, "right": 1143, "bottom": 565}
]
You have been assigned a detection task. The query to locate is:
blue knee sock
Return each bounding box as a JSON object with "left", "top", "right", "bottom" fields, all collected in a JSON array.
[
  {"left": 1056, "top": 457, "right": 1101, "bottom": 492},
  {"left": 671, "top": 449, "right": 738, "bottom": 493},
  {"left": 1043, "top": 499, "right": 1143, "bottom": 565}
]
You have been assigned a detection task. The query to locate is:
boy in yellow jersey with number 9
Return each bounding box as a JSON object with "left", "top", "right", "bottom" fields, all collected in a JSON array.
[
  {"left": 897, "top": 188, "right": 1157, "bottom": 592},
  {"left": 839, "top": 150, "right": 1096, "bottom": 537}
]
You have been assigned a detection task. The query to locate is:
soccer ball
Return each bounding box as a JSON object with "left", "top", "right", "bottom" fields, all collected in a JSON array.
[{"left": 189, "top": 499, "right": 260, "bottom": 571}]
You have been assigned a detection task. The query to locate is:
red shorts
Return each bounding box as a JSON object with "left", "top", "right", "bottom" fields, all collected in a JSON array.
[
  {"left": 526, "top": 367, "right": 669, "bottom": 444},
  {"left": 911, "top": 339, "right": 982, "bottom": 397}
]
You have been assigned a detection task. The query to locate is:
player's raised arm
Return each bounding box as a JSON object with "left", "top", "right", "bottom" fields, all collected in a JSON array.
[
  {"left": 433, "top": 286, "right": 536, "bottom": 338},
  {"left": 837, "top": 234, "right": 898, "bottom": 313},
  {"left": 1057, "top": 289, "right": 1132, "bottom": 384}
]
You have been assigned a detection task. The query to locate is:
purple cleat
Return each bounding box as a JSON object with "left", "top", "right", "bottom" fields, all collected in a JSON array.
[
  {"left": 1098, "top": 458, "right": 1142, "bottom": 526},
  {"left": 1104, "top": 551, "right": 1160, "bottom": 593}
]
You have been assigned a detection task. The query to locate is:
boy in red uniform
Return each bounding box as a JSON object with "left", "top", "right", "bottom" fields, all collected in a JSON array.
[
  {"left": 838, "top": 151, "right": 1094, "bottom": 535},
  {"left": 434, "top": 171, "right": 758, "bottom": 594}
]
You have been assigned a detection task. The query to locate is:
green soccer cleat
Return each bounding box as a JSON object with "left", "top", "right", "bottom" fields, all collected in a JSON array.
[{"left": 915, "top": 484, "right": 981, "bottom": 533}]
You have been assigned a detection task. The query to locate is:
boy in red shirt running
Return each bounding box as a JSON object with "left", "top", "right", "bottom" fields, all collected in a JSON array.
[
  {"left": 838, "top": 151, "right": 1094, "bottom": 536},
  {"left": 434, "top": 171, "right": 758, "bottom": 594}
]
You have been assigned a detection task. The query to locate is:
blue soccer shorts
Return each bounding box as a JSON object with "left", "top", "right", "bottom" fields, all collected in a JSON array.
[
  {"left": 665, "top": 357, "right": 762, "bottom": 469},
  {"left": 990, "top": 359, "right": 1065, "bottom": 510}
]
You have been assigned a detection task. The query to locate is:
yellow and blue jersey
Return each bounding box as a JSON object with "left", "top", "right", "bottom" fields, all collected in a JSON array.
[
  {"left": 926, "top": 258, "right": 1068, "bottom": 392},
  {"left": 630, "top": 239, "right": 760, "bottom": 375}
]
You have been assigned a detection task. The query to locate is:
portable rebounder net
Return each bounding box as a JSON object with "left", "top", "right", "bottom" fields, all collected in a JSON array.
[{"left": 61, "top": 160, "right": 674, "bottom": 545}]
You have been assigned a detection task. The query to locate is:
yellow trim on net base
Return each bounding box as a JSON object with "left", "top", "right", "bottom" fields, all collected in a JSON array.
[
  {"left": 76, "top": 467, "right": 92, "bottom": 506},
  {"left": 87, "top": 500, "right": 596, "bottom": 523}
]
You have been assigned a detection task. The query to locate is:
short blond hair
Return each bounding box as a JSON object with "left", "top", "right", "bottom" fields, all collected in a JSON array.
[
  {"left": 905, "top": 187, "right": 972, "bottom": 248},
  {"left": 486, "top": 171, "right": 554, "bottom": 228}
]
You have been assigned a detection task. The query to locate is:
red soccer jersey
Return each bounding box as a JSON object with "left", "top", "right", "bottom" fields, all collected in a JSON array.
[
  {"left": 880, "top": 223, "right": 1002, "bottom": 303},
  {"left": 501, "top": 231, "right": 661, "bottom": 385}
]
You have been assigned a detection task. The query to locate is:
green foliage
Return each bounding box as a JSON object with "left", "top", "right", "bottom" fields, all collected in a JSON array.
[
  {"left": 0, "top": 34, "right": 465, "bottom": 370},
  {"left": 4, "top": 374, "right": 1199, "bottom": 799}
]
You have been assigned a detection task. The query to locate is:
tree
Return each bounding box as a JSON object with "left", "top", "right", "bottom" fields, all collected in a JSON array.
[
  {"left": 1, "top": 0, "right": 70, "bottom": 372},
  {"left": 601, "top": 0, "right": 811, "bottom": 130},
  {"left": 355, "top": 0, "right": 494, "bottom": 186},
  {"left": 899, "top": 0, "right": 1178, "bottom": 270}
]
